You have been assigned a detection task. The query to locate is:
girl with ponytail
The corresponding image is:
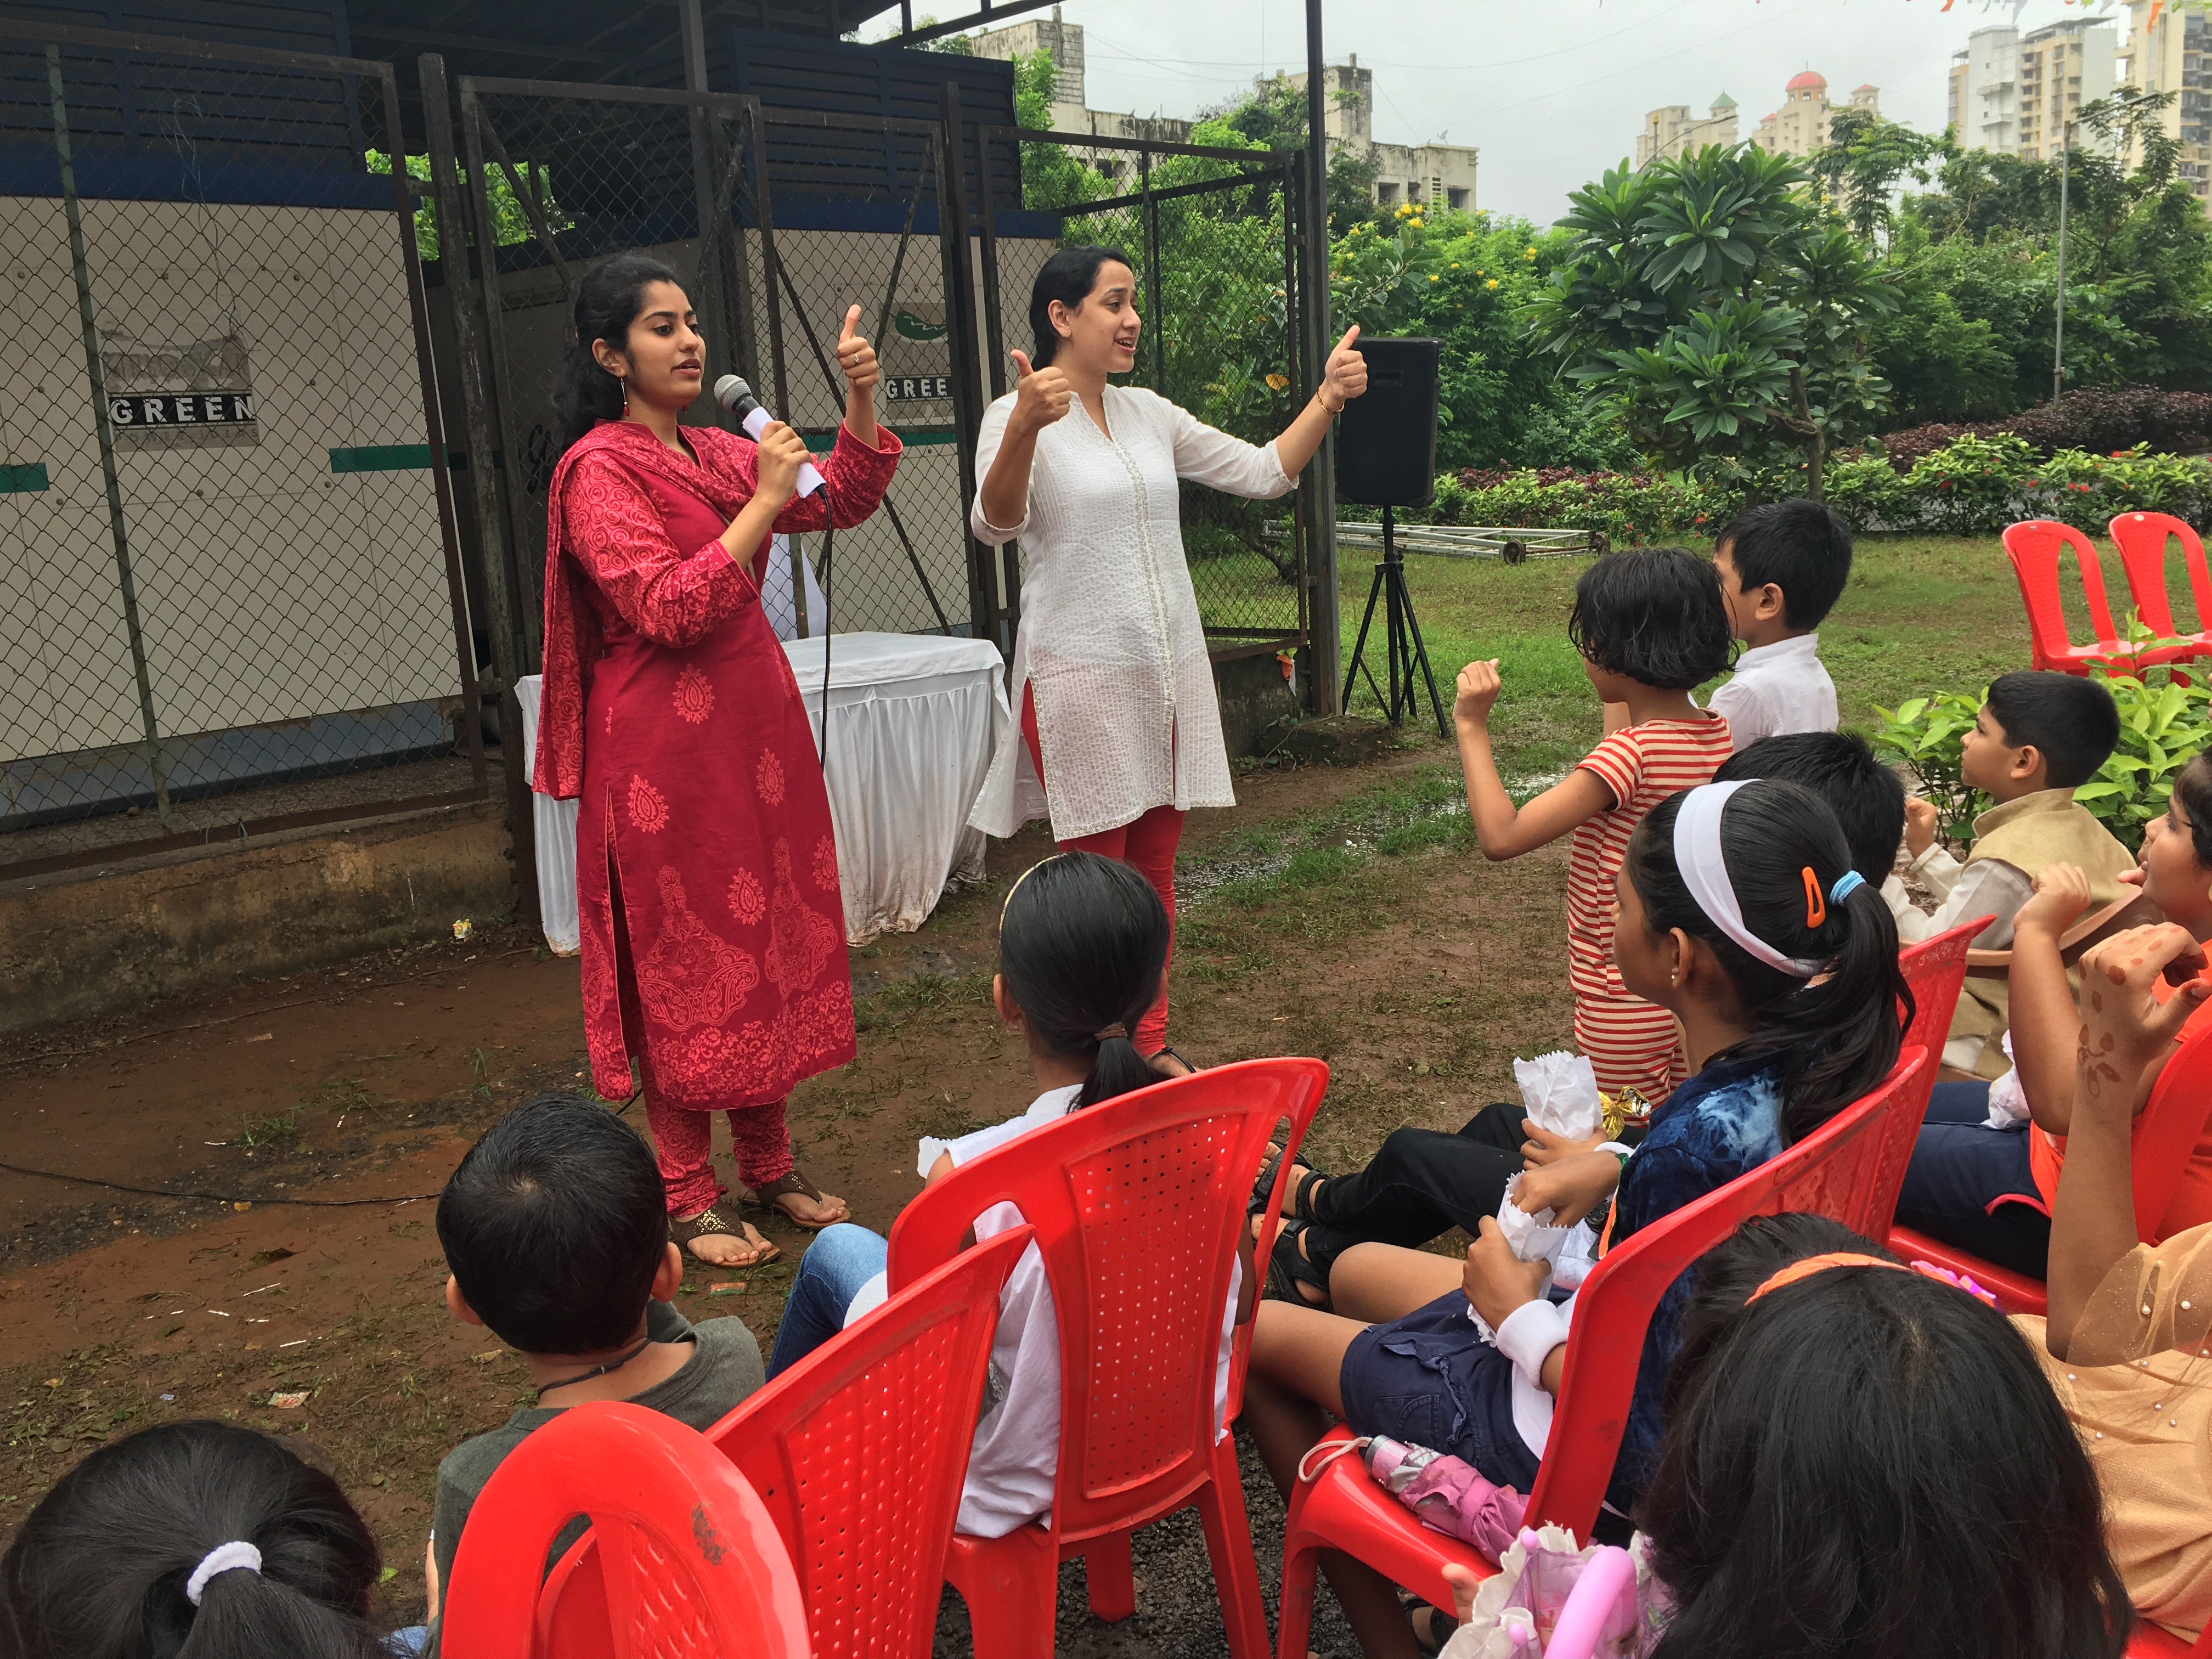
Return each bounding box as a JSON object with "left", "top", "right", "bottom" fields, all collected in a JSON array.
[
  {"left": 1241, "top": 778, "right": 1909, "bottom": 1659},
  {"left": 0, "top": 1420, "right": 395, "bottom": 1659},
  {"left": 764, "top": 852, "right": 1228, "bottom": 1541}
]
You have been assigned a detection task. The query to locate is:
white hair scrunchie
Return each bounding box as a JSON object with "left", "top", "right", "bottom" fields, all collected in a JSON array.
[
  {"left": 1671, "top": 781, "right": 1824, "bottom": 978},
  {"left": 185, "top": 1541, "right": 262, "bottom": 1607}
]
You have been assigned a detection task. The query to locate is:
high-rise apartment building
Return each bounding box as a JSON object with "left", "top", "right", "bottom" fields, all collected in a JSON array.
[
  {"left": 1948, "top": 18, "right": 2117, "bottom": 160},
  {"left": 1752, "top": 71, "right": 1880, "bottom": 157},
  {"left": 1636, "top": 93, "right": 1739, "bottom": 166},
  {"left": 2124, "top": 0, "right": 2211, "bottom": 205}
]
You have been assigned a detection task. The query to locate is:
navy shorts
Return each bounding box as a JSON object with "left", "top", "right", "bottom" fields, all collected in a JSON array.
[
  {"left": 1339, "top": 1290, "right": 1543, "bottom": 1494},
  {"left": 1895, "top": 1080, "right": 2051, "bottom": 1279}
]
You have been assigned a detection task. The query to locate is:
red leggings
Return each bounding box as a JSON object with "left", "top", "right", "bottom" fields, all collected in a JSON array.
[
  {"left": 1022, "top": 687, "right": 1183, "bottom": 1054},
  {"left": 644, "top": 1086, "right": 794, "bottom": 1217}
]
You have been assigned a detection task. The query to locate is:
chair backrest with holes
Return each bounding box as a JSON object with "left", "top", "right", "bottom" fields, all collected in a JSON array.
[
  {"left": 2003, "top": 520, "right": 2126, "bottom": 670},
  {"left": 1521, "top": 1048, "right": 1929, "bottom": 1538},
  {"left": 441, "top": 1401, "right": 810, "bottom": 1659},
  {"left": 2111, "top": 511, "right": 2212, "bottom": 642},
  {"left": 698, "top": 1224, "right": 1031, "bottom": 1659},
  {"left": 884, "top": 1057, "right": 1328, "bottom": 1548},
  {"left": 1860, "top": 919, "right": 1988, "bottom": 1233}
]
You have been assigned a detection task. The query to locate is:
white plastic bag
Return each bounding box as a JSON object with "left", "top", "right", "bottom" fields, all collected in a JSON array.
[{"left": 1514, "top": 1051, "right": 1603, "bottom": 1142}]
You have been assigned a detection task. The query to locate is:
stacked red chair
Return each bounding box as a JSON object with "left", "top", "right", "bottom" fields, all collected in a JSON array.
[
  {"left": 2110, "top": 510, "right": 2212, "bottom": 671},
  {"left": 1274, "top": 1049, "right": 1931, "bottom": 1659},
  {"left": 2001, "top": 518, "right": 2195, "bottom": 678},
  {"left": 887, "top": 1055, "right": 1329, "bottom": 1659}
]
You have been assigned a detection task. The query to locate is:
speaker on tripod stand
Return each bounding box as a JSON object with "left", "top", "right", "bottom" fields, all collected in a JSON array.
[{"left": 1336, "top": 336, "right": 1447, "bottom": 737}]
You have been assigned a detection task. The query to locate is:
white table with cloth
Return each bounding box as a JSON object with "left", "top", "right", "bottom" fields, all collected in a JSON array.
[{"left": 516, "top": 631, "right": 1015, "bottom": 952}]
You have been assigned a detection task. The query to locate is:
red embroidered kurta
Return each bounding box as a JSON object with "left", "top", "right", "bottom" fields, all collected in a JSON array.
[{"left": 534, "top": 418, "right": 902, "bottom": 1108}]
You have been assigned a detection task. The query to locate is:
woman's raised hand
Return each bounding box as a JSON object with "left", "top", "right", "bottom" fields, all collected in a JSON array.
[
  {"left": 2076, "top": 923, "right": 2211, "bottom": 1114},
  {"left": 836, "top": 304, "right": 879, "bottom": 394},
  {"left": 1008, "top": 348, "right": 1072, "bottom": 435},
  {"left": 753, "top": 419, "right": 810, "bottom": 509},
  {"left": 1321, "top": 324, "right": 1367, "bottom": 411}
]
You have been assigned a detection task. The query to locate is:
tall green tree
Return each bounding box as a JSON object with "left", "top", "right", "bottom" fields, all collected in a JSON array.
[{"left": 1527, "top": 144, "right": 1895, "bottom": 499}]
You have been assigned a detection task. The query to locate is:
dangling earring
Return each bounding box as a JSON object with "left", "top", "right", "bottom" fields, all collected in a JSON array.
[{"left": 617, "top": 374, "right": 629, "bottom": 417}]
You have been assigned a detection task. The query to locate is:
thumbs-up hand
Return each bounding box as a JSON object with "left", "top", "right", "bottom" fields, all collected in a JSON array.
[
  {"left": 1322, "top": 324, "right": 1367, "bottom": 413},
  {"left": 1009, "top": 347, "right": 1072, "bottom": 436},
  {"left": 835, "top": 304, "right": 879, "bottom": 395}
]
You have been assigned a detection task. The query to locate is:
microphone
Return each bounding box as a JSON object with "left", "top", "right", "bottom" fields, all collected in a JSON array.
[{"left": 714, "top": 374, "right": 824, "bottom": 498}]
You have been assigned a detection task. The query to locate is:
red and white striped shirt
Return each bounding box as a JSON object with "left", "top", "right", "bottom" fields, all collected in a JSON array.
[{"left": 1565, "top": 713, "right": 1734, "bottom": 1002}]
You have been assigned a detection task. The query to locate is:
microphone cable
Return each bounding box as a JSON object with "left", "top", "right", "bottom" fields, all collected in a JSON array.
[{"left": 812, "top": 471, "right": 836, "bottom": 785}]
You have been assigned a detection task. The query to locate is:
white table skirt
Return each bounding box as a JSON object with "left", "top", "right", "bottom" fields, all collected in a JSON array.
[{"left": 516, "top": 632, "right": 1010, "bottom": 954}]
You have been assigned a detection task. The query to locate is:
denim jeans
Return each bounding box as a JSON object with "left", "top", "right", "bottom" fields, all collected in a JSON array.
[{"left": 767, "top": 1222, "right": 889, "bottom": 1377}]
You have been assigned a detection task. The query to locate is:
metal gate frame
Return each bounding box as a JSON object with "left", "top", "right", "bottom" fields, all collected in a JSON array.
[{"left": 0, "top": 18, "right": 484, "bottom": 881}]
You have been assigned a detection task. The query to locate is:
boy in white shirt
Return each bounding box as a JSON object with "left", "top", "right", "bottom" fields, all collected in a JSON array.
[{"left": 1706, "top": 500, "right": 1849, "bottom": 750}]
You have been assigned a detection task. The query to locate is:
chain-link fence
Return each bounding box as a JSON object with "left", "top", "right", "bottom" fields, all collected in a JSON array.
[
  {"left": 0, "top": 20, "right": 477, "bottom": 877},
  {"left": 996, "top": 127, "right": 1312, "bottom": 661}
]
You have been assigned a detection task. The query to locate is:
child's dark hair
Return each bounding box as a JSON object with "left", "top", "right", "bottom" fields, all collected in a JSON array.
[
  {"left": 1715, "top": 498, "right": 1854, "bottom": 629},
  {"left": 2173, "top": 752, "right": 2212, "bottom": 865},
  {"left": 0, "top": 1419, "right": 388, "bottom": 1659},
  {"left": 1985, "top": 669, "right": 2121, "bottom": 790},
  {"left": 436, "top": 1092, "right": 668, "bottom": 1354},
  {"left": 1027, "top": 245, "right": 1133, "bottom": 369},
  {"left": 555, "top": 252, "right": 683, "bottom": 454},
  {"left": 1566, "top": 547, "right": 1734, "bottom": 691},
  {"left": 999, "top": 851, "right": 1167, "bottom": 1108},
  {"left": 1640, "top": 1215, "right": 2130, "bottom": 1659},
  {"left": 1714, "top": 731, "right": 1904, "bottom": 888},
  {"left": 1628, "top": 779, "right": 1908, "bottom": 1142}
]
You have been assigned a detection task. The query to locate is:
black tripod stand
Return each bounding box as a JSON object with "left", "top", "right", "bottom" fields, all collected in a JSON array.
[{"left": 1341, "top": 505, "right": 1448, "bottom": 738}]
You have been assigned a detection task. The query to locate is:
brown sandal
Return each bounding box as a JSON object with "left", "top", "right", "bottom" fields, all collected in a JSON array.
[
  {"left": 670, "top": 1204, "right": 780, "bottom": 1266},
  {"left": 748, "top": 1169, "right": 849, "bottom": 1230}
]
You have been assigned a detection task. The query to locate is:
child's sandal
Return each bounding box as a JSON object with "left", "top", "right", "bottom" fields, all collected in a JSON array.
[
  {"left": 1261, "top": 1218, "right": 1333, "bottom": 1310},
  {"left": 670, "top": 1205, "right": 780, "bottom": 1267},
  {"left": 749, "top": 1169, "right": 848, "bottom": 1231}
]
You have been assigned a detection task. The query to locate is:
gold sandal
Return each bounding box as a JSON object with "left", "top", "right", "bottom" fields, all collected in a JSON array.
[
  {"left": 749, "top": 1169, "right": 848, "bottom": 1230},
  {"left": 669, "top": 1204, "right": 780, "bottom": 1266}
]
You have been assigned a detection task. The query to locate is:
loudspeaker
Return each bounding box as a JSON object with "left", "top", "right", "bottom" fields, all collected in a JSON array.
[{"left": 1334, "top": 335, "right": 1441, "bottom": 509}]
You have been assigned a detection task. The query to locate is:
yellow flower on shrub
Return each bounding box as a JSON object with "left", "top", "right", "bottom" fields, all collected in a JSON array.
[
  {"left": 1265, "top": 373, "right": 1289, "bottom": 391},
  {"left": 1485, "top": 278, "right": 1499, "bottom": 290}
]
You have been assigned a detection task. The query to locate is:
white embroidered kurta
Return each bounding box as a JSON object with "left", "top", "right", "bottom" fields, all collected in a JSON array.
[{"left": 966, "top": 385, "right": 1294, "bottom": 842}]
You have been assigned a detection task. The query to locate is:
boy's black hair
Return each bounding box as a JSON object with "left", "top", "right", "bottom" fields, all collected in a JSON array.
[
  {"left": 1715, "top": 498, "right": 1854, "bottom": 629},
  {"left": 0, "top": 1420, "right": 388, "bottom": 1659},
  {"left": 1628, "top": 780, "right": 1908, "bottom": 1144},
  {"left": 1000, "top": 850, "right": 1170, "bottom": 1109},
  {"left": 436, "top": 1093, "right": 668, "bottom": 1355},
  {"left": 1566, "top": 547, "right": 1734, "bottom": 692},
  {"left": 1984, "top": 669, "right": 2121, "bottom": 791},
  {"left": 1640, "top": 1214, "right": 2131, "bottom": 1659},
  {"left": 1714, "top": 732, "right": 1905, "bottom": 888}
]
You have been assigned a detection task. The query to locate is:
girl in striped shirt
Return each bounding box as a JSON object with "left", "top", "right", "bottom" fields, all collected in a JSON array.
[{"left": 1454, "top": 548, "right": 1735, "bottom": 1101}]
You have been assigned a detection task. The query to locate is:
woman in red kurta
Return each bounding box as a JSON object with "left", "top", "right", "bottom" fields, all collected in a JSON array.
[{"left": 533, "top": 253, "right": 901, "bottom": 1267}]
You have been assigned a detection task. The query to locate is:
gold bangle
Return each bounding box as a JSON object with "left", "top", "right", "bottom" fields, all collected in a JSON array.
[{"left": 1317, "top": 391, "right": 1344, "bottom": 416}]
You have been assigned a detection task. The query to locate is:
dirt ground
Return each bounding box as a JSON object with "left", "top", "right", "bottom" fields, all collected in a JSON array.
[{"left": 0, "top": 735, "right": 1576, "bottom": 1652}]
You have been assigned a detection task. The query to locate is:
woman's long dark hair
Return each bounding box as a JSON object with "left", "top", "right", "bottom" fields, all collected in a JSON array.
[
  {"left": 0, "top": 1420, "right": 389, "bottom": 1659},
  {"left": 1027, "top": 245, "right": 1132, "bottom": 369},
  {"left": 1628, "top": 779, "right": 1909, "bottom": 1142},
  {"left": 1640, "top": 1215, "right": 2131, "bottom": 1659},
  {"left": 554, "top": 252, "right": 683, "bottom": 455},
  {"left": 999, "top": 850, "right": 1167, "bottom": 1107}
]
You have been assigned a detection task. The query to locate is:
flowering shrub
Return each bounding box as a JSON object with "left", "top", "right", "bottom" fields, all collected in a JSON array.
[
  {"left": 1876, "top": 386, "right": 2212, "bottom": 472},
  {"left": 1422, "top": 466, "right": 1737, "bottom": 543}
]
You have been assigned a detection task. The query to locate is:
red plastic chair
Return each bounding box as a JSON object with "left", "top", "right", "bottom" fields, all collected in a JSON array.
[
  {"left": 531, "top": 1227, "right": 1032, "bottom": 1659},
  {"left": 2002, "top": 519, "right": 2195, "bottom": 678},
  {"left": 1274, "top": 1048, "right": 1931, "bottom": 1659},
  {"left": 2111, "top": 510, "right": 2212, "bottom": 665},
  {"left": 885, "top": 1056, "right": 1330, "bottom": 1659},
  {"left": 2130, "top": 1621, "right": 2212, "bottom": 1658},
  {"left": 708, "top": 1224, "right": 1031, "bottom": 1659},
  {"left": 1892, "top": 1017, "right": 2212, "bottom": 1315},
  {"left": 441, "top": 1401, "right": 811, "bottom": 1659}
]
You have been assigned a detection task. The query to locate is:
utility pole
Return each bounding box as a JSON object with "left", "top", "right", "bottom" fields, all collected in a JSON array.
[
  {"left": 1304, "top": 0, "right": 1342, "bottom": 713},
  {"left": 2053, "top": 114, "right": 2072, "bottom": 404}
]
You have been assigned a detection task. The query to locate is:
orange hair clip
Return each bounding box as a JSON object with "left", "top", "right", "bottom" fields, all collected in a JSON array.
[
  {"left": 1746, "top": 1251, "right": 2002, "bottom": 1311},
  {"left": 1801, "top": 865, "right": 1826, "bottom": 930}
]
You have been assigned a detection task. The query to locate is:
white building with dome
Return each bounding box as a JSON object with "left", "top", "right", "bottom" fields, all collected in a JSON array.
[{"left": 1753, "top": 71, "right": 1880, "bottom": 157}]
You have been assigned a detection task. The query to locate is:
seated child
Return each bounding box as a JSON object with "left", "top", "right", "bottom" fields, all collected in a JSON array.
[
  {"left": 1242, "top": 777, "right": 1905, "bottom": 1658},
  {"left": 767, "top": 850, "right": 1232, "bottom": 1539},
  {"left": 1457, "top": 546, "right": 1734, "bottom": 1103},
  {"left": 1703, "top": 499, "right": 1850, "bottom": 749},
  {"left": 424, "top": 1093, "right": 765, "bottom": 1647},
  {"left": 0, "top": 1419, "right": 397, "bottom": 1659},
  {"left": 1457, "top": 1212, "right": 2122, "bottom": 1659},
  {"left": 1895, "top": 669, "right": 2132, "bottom": 1076},
  {"left": 1247, "top": 729, "right": 1906, "bottom": 1312},
  {"left": 2034, "top": 921, "right": 2212, "bottom": 1644},
  {"left": 1899, "top": 754, "right": 2212, "bottom": 1275}
]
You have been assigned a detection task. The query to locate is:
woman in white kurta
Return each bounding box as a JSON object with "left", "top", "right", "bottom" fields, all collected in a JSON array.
[{"left": 969, "top": 245, "right": 1368, "bottom": 1066}]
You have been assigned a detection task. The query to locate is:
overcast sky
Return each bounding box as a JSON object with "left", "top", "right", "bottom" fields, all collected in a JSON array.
[{"left": 870, "top": 0, "right": 2131, "bottom": 224}]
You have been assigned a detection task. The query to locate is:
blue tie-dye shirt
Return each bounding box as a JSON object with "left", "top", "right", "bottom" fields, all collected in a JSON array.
[{"left": 1608, "top": 1049, "right": 1788, "bottom": 1501}]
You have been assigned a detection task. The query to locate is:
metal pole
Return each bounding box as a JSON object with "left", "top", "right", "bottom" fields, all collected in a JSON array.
[
  {"left": 1303, "top": 0, "right": 1342, "bottom": 713},
  {"left": 678, "top": 0, "right": 731, "bottom": 416},
  {"left": 47, "top": 46, "right": 170, "bottom": 823},
  {"left": 2053, "top": 117, "right": 2071, "bottom": 404},
  {"left": 939, "top": 82, "right": 994, "bottom": 646}
]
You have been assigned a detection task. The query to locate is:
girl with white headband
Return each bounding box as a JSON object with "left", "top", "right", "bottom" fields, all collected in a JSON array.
[
  {"left": 1240, "top": 777, "right": 1907, "bottom": 1658},
  {"left": 0, "top": 1419, "right": 397, "bottom": 1659}
]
